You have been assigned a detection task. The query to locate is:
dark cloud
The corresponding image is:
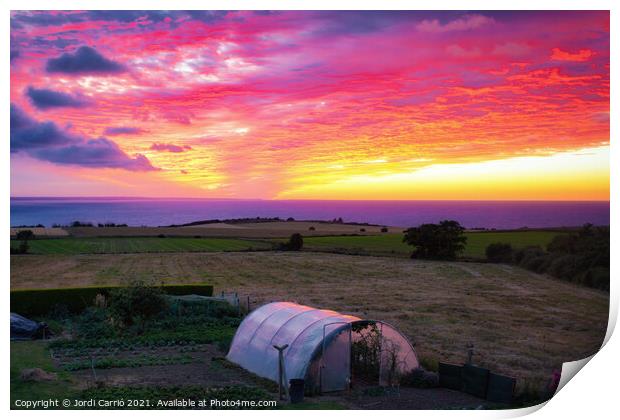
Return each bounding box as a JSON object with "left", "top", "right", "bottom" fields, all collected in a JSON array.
[
  {"left": 150, "top": 143, "right": 192, "bottom": 153},
  {"left": 26, "top": 86, "right": 90, "bottom": 110},
  {"left": 10, "top": 50, "right": 19, "bottom": 62},
  {"left": 12, "top": 10, "right": 229, "bottom": 28},
  {"left": 87, "top": 10, "right": 173, "bottom": 23},
  {"left": 36, "top": 138, "right": 158, "bottom": 171},
  {"left": 10, "top": 104, "right": 79, "bottom": 151},
  {"left": 183, "top": 11, "right": 229, "bottom": 23},
  {"left": 10, "top": 104, "right": 158, "bottom": 171},
  {"left": 104, "top": 126, "right": 144, "bottom": 136},
  {"left": 10, "top": 11, "right": 84, "bottom": 27},
  {"left": 46, "top": 46, "right": 126, "bottom": 75}
]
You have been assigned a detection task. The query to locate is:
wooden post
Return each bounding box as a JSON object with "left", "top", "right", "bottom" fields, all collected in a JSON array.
[
  {"left": 466, "top": 343, "right": 475, "bottom": 365},
  {"left": 273, "top": 344, "right": 290, "bottom": 401}
]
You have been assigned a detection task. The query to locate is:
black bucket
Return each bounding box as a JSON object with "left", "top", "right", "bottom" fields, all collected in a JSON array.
[{"left": 289, "top": 379, "right": 305, "bottom": 404}]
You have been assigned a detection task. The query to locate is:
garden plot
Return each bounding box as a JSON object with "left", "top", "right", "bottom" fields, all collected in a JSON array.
[{"left": 50, "top": 343, "right": 274, "bottom": 389}]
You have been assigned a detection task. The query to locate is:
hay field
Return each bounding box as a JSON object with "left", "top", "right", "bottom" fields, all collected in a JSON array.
[
  {"left": 66, "top": 221, "right": 398, "bottom": 238},
  {"left": 11, "top": 251, "right": 608, "bottom": 389},
  {"left": 10, "top": 237, "right": 270, "bottom": 255}
]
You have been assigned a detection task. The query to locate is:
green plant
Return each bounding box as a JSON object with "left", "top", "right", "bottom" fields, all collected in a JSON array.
[
  {"left": 485, "top": 242, "right": 513, "bottom": 263},
  {"left": 61, "top": 355, "right": 194, "bottom": 371},
  {"left": 351, "top": 322, "right": 381, "bottom": 380},
  {"left": 108, "top": 281, "right": 167, "bottom": 330},
  {"left": 74, "top": 307, "right": 114, "bottom": 339}
]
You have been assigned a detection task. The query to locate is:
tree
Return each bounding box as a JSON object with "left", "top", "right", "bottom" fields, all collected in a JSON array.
[
  {"left": 287, "top": 233, "right": 304, "bottom": 251},
  {"left": 16, "top": 230, "right": 35, "bottom": 241},
  {"left": 14, "top": 230, "right": 35, "bottom": 254},
  {"left": 403, "top": 220, "right": 467, "bottom": 260}
]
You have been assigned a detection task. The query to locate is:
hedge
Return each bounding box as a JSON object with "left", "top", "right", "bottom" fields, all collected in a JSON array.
[{"left": 11, "top": 284, "right": 213, "bottom": 316}]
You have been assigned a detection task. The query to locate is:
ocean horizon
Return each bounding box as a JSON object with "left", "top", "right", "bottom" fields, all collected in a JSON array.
[{"left": 10, "top": 197, "right": 610, "bottom": 230}]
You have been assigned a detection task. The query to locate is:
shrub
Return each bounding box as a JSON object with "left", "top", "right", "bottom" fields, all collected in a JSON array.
[
  {"left": 513, "top": 246, "right": 544, "bottom": 265},
  {"left": 547, "top": 254, "right": 577, "bottom": 279},
  {"left": 485, "top": 242, "right": 513, "bottom": 263},
  {"left": 108, "top": 281, "right": 168, "bottom": 329},
  {"left": 11, "top": 242, "right": 30, "bottom": 254},
  {"left": 308, "top": 226, "right": 316, "bottom": 231},
  {"left": 578, "top": 266, "right": 609, "bottom": 290},
  {"left": 287, "top": 233, "right": 303, "bottom": 251},
  {"left": 381, "top": 227, "right": 388, "bottom": 233},
  {"left": 360, "top": 228, "right": 366, "bottom": 232},
  {"left": 512, "top": 224, "right": 610, "bottom": 291},
  {"left": 75, "top": 307, "right": 114, "bottom": 339},
  {"left": 16, "top": 230, "right": 35, "bottom": 241}
]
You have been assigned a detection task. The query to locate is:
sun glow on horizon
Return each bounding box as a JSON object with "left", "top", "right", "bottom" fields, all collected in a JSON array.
[{"left": 10, "top": 11, "right": 610, "bottom": 200}]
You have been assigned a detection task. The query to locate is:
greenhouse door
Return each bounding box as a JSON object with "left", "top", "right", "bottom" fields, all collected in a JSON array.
[{"left": 320, "top": 322, "right": 352, "bottom": 393}]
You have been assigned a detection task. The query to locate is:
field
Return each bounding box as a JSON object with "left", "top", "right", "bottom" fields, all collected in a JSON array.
[
  {"left": 65, "top": 221, "right": 399, "bottom": 239},
  {"left": 10, "top": 227, "right": 68, "bottom": 237},
  {"left": 11, "top": 237, "right": 270, "bottom": 255},
  {"left": 303, "top": 231, "right": 562, "bottom": 258},
  {"left": 11, "top": 251, "right": 608, "bottom": 391},
  {"left": 13, "top": 227, "right": 561, "bottom": 258}
]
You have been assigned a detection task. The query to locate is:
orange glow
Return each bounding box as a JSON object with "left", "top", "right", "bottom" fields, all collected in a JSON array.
[{"left": 10, "top": 11, "right": 610, "bottom": 200}]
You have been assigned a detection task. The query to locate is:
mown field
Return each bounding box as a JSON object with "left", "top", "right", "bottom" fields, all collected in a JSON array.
[
  {"left": 11, "top": 251, "right": 608, "bottom": 391},
  {"left": 303, "top": 231, "right": 563, "bottom": 258},
  {"left": 11, "top": 237, "right": 271, "bottom": 255}
]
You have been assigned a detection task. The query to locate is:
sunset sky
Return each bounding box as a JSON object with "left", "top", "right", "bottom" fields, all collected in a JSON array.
[{"left": 10, "top": 10, "right": 610, "bottom": 200}]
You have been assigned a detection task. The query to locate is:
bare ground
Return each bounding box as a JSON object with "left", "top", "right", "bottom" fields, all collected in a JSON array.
[{"left": 11, "top": 251, "right": 609, "bottom": 391}]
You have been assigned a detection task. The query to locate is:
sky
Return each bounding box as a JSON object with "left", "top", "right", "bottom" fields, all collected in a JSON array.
[{"left": 10, "top": 10, "right": 610, "bottom": 200}]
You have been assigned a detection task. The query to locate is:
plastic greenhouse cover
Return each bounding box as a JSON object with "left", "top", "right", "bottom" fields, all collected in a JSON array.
[
  {"left": 227, "top": 302, "right": 418, "bottom": 385},
  {"left": 227, "top": 302, "right": 362, "bottom": 381}
]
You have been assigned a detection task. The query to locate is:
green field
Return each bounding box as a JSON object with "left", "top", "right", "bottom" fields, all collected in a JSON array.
[
  {"left": 11, "top": 237, "right": 271, "bottom": 255},
  {"left": 303, "top": 231, "right": 563, "bottom": 258}
]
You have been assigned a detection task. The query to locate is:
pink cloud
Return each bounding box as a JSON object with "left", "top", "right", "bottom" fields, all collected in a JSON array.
[
  {"left": 551, "top": 47, "right": 595, "bottom": 62},
  {"left": 416, "top": 14, "right": 494, "bottom": 33}
]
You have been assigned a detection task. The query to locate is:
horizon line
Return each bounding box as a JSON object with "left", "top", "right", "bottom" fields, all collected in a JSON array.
[{"left": 9, "top": 196, "right": 611, "bottom": 203}]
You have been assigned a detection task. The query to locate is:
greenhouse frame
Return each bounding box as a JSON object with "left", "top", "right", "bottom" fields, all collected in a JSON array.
[{"left": 227, "top": 302, "right": 419, "bottom": 393}]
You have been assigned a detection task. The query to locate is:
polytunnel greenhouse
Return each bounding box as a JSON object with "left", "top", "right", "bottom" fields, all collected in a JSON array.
[{"left": 226, "top": 302, "right": 419, "bottom": 393}]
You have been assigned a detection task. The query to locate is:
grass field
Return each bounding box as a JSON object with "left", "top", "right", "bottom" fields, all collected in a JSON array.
[
  {"left": 11, "top": 237, "right": 271, "bottom": 255},
  {"left": 14, "top": 230, "right": 562, "bottom": 257},
  {"left": 303, "top": 231, "right": 563, "bottom": 258},
  {"left": 11, "top": 251, "right": 608, "bottom": 391},
  {"left": 11, "top": 341, "right": 76, "bottom": 408}
]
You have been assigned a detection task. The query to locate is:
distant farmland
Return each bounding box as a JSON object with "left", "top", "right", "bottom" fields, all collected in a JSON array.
[
  {"left": 11, "top": 237, "right": 271, "bottom": 255},
  {"left": 303, "top": 231, "right": 563, "bottom": 258},
  {"left": 13, "top": 230, "right": 564, "bottom": 257}
]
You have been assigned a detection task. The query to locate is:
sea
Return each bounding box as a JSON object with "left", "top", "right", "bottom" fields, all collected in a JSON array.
[{"left": 9, "top": 198, "right": 610, "bottom": 229}]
